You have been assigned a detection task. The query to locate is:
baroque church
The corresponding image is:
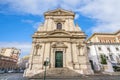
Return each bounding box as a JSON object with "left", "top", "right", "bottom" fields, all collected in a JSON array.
[{"left": 24, "top": 8, "right": 93, "bottom": 77}]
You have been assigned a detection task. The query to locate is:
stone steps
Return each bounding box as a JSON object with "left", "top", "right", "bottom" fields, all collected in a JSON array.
[
  {"left": 46, "top": 68, "right": 81, "bottom": 77},
  {"left": 31, "top": 68, "right": 81, "bottom": 78}
]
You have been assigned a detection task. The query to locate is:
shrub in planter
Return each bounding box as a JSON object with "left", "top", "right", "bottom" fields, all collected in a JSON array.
[{"left": 100, "top": 54, "right": 107, "bottom": 64}]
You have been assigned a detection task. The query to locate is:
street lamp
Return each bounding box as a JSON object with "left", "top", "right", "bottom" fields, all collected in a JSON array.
[{"left": 43, "top": 57, "right": 49, "bottom": 80}]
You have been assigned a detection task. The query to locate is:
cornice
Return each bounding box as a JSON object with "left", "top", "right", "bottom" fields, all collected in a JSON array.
[
  {"left": 87, "top": 30, "right": 120, "bottom": 41},
  {"left": 44, "top": 8, "right": 75, "bottom": 17},
  {"left": 87, "top": 42, "right": 120, "bottom": 45},
  {"left": 32, "top": 35, "right": 86, "bottom": 38},
  {"left": 33, "top": 30, "right": 87, "bottom": 38}
]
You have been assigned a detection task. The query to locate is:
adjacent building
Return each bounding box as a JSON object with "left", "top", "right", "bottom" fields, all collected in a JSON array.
[
  {"left": 87, "top": 30, "right": 120, "bottom": 72},
  {"left": 0, "top": 47, "right": 20, "bottom": 70},
  {"left": 24, "top": 8, "right": 93, "bottom": 77},
  {"left": 18, "top": 55, "right": 29, "bottom": 70},
  {"left": 0, "top": 54, "right": 17, "bottom": 71}
]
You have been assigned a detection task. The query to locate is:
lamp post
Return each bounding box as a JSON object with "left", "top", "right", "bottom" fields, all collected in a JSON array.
[{"left": 43, "top": 57, "right": 49, "bottom": 80}]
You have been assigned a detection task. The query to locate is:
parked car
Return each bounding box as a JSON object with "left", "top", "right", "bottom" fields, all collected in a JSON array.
[
  {"left": 112, "top": 63, "right": 120, "bottom": 71},
  {"left": 8, "top": 70, "right": 14, "bottom": 73},
  {"left": 0, "top": 70, "right": 5, "bottom": 74},
  {"left": 19, "top": 70, "right": 24, "bottom": 73}
]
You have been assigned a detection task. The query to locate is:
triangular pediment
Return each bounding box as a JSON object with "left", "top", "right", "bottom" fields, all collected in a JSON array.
[
  {"left": 44, "top": 8, "right": 74, "bottom": 16},
  {"left": 46, "top": 30, "right": 72, "bottom": 36}
]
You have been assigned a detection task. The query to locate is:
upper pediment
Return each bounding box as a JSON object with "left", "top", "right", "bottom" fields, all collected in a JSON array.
[
  {"left": 44, "top": 8, "right": 75, "bottom": 16},
  {"left": 46, "top": 30, "right": 72, "bottom": 36}
]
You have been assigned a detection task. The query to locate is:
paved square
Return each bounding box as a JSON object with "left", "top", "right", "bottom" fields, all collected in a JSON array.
[{"left": 1, "top": 73, "right": 120, "bottom": 80}]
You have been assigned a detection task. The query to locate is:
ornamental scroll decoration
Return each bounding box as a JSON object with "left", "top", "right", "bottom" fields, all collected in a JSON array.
[{"left": 34, "top": 44, "right": 42, "bottom": 56}]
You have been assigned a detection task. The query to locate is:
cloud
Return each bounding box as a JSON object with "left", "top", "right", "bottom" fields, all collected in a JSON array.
[
  {"left": 0, "top": 0, "right": 59, "bottom": 15},
  {"left": 78, "top": 0, "right": 120, "bottom": 33},
  {"left": 0, "top": 42, "right": 31, "bottom": 58},
  {"left": 21, "top": 19, "right": 34, "bottom": 24},
  {"left": 21, "top": 19, "right": 43, "bottom": 29},
  {"left": 0, "top": 0, "right": 90, "bottom": 15},
  {"left": 0, "top": 0, "right": 120, "bottom": 33},
  {"left": 91, "top": 23, "right": 120, "bottom": 33},
  {"left": 75, "top": 14, "right": 79, "bottom": 19},
  {"left": 33, "top": 22, "right": 43, "bottom": 29}
]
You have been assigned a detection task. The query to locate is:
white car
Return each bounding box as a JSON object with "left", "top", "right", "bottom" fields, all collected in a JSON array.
[{"left": 8, "top": 70, "right": 14, "bottom": 73}]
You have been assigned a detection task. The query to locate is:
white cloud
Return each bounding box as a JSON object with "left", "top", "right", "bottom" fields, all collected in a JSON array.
[
  {"left": 21, "top": 19, "right": 43, "bottom": 29},
  {"left": 0, "top": 0, "right": 59, "bottom": 15},
  {"left": 0, "top": 0, "right": 120, "bottom": 33},
  {"left": 91, "top": 23, "right": 120, "bottom": 33},
  {"left": 21, "top": 19, "right": 34, "bottom": 24},
  {"left": 0, "top": 42, "right": 31, "bottom": 58},
  {"left": 75, "top": 14, "right": 79, "bottom": 19},
  {"left": 79, "top": 0, "right": 120, "bottom": 33},
  {"left": 33, "top": 22, "right": 43, "bottom": 29},
  {"left": 0, "top": 0, "right": 90, "bottom": 15}
]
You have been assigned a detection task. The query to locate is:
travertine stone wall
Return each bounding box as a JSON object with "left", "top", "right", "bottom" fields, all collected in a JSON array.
[{"left": 24, "top": 9, "right": 93, "bottom": 77}]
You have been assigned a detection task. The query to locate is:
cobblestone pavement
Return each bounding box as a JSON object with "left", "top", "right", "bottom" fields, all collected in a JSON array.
[{"left": 0, "top": 73, "right": 120, "bottom": 80}]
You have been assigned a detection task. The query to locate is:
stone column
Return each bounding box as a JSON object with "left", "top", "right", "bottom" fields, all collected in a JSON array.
[
  {"left": 63, "top": 48, "right": 66, "bottom": 67},
  {"left": 37, "top": 45, "right": 42, "bottom": 56},
  {"left": 44, "top": 42, "right": 50, "bottom": 61},
  {"left": 42, "top": 43, "right": 46, "bottom": 69},
  {"left": 80, "top": 46, "right": 84, "bottom": 56},
  {"left": 72, "top": 43, "right": 79, "bottom": 69},
  {"left": 29, "top": 43, "right": 36, "bottom": 70},
  {"left": 51, "top": 48, "right": 54, "bottom": 68},
  {"left": 34, "top": 44, "right": 40, "bottom": 55},
  {"left": 49, "top": 42, "right": 52, "bottom": 68},
  {"left": 70, "top": 42, "right": 74, "bottom": 68},
  {"left": 66, "top": 42, "right": 72, "bottom": 67}
]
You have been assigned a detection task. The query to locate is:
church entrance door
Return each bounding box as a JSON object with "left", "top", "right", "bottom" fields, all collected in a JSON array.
[{"left": 55, "top": 51, "right": 63, "bottom": 68}]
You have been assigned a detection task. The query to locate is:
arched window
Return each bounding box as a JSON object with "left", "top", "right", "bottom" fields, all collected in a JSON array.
[{"left": 57, "top": 23, "right": 62, "bottom": 29}]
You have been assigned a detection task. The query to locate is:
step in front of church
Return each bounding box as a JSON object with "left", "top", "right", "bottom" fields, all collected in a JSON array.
[{"left": 28, "top": 68, "right": 85, "bottom": 79}]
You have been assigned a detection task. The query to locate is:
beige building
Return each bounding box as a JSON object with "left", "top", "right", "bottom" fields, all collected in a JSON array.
[
  {"left": 0, "top": 47, "right": 20, "bottom": 71},
  {"left": 87, "top": 30, "right": 120, "bottom": 43},
  {"left": 24, "top": 8, "right": 93, "bottom": 77},
  {"left": 0, "top": 47, "right": 20, "bottom": 60},
  {"left": 87, "top": 30, "right": 120, "bottom": 72},
  {"left": 18, "top": 55, "right": 29, "bottom": 70}
]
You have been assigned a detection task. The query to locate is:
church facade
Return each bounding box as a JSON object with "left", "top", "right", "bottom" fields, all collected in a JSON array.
[{"left": 24, "top": 9, "right": 93, "bottom": 77}]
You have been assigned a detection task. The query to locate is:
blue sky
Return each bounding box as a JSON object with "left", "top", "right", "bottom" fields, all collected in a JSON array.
[{"left": 0, "top": 0, "right": 120, "bottom": 58}]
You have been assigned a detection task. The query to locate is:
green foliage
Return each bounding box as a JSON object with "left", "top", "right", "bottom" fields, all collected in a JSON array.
[{"left": 100, "top": 54, "right": 107, "bottom": 64}]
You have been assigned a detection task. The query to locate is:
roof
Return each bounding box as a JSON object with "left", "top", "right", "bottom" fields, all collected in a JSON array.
[
  {"left": 87, "top": 30, "right": 120, "bottom": 41},
  {"left": 44, "top": 8, "right": 75, "bottom": 16}
]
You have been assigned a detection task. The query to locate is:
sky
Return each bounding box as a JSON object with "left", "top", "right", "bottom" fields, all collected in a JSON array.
[{"left": 0, "top": 0, "right": 120, "bottom": 58}]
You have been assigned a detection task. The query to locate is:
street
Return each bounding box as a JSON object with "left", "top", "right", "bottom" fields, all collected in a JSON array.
[
  {"left": 0, "top": 73, "right": 27, "bottom": 80},
  {"left": 29, "top": 75, "right": 120, "bottom": 80},
  {"left": 0, "top": 73, "right": 120, "bottom": 80}
]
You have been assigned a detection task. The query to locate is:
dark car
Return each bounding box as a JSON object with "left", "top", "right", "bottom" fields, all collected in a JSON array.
[{"left": 112, "top": 63, "right": 120, "bottom": 71}]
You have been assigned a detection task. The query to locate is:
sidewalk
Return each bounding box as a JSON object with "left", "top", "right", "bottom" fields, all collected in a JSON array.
[{"left": 102, "top": 72, "right": 120, "bottom": 75}]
